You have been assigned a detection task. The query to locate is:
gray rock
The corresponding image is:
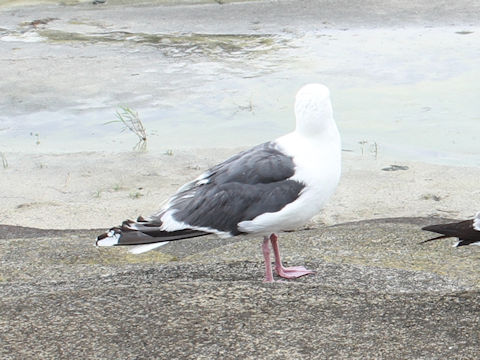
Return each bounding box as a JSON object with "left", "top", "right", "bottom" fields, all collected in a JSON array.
[{"left": 1, "top": 218, "right": 480, "bottom": 359}]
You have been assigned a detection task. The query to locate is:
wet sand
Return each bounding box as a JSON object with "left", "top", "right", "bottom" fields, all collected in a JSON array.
[{"left": 1, "top": 0, "right": 479, "bottom": 163}]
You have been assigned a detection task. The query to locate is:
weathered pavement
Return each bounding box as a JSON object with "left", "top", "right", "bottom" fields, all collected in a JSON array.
[{"left": 1, "top": 218, "right": 480, "bottom": 359}]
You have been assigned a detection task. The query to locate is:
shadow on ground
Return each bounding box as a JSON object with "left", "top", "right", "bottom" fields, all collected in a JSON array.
[{"left": 1, "top": 217, "right": 480, "bottom": 359}]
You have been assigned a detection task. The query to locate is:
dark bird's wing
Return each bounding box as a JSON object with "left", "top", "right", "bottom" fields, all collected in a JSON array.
[
  {"left": 164, "top": 141, "right": 305, "bottom": 235},
  {"left": 97, "top": 141, "right": 305, "bottom": 246},
  {"left": 422, "top": 214, "right": 480, "bottom": 247}
]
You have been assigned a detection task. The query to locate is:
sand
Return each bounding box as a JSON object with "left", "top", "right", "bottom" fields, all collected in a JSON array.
[{"left": 0, "top": 149, "right": 478, "bottom": 230}]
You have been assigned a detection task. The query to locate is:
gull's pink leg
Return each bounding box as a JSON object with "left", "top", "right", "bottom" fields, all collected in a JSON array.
[
  {"left": 262, "top": 236, "right": 274, "bottom": 282},
  {"left": 270, "top": 233, "right": 314, "bottom": 279}
]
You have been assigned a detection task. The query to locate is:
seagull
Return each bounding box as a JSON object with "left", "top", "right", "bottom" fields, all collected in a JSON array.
[
  {"left": 422, "top": 212, "right": 480, "bottom": 247},
  {"left": 96, "top": 83, "right": 342, "bottom": 282}
]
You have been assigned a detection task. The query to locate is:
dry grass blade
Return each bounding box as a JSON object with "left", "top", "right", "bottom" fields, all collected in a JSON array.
[
  {"left": 114, "top": 106, "right": 147, "bottom": 142},
  {"left": 105, "top": 106, "right": 148, "bottom": 151}
]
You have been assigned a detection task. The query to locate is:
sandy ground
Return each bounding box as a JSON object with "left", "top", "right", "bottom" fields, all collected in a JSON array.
[{"left": 0, "top": 149, "right": 478, "bottom": 230}]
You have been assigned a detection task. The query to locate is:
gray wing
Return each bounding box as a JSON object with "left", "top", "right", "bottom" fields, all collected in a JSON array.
[{"left": 162, "top": 141, "right": 305, "bottom": 235}]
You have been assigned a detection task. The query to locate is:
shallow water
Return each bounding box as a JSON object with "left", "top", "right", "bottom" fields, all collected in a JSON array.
[{"left": 0, "top": 15, "right": 479, "bottom": 166}]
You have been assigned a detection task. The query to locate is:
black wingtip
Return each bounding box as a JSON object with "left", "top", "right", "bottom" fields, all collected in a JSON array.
[
  {"left": 421, "top": 224, "right": 448, "bottom": 233},
  {"left": 420, "top": 234, "right": 450, "bottom": 244},
  {"left": 96, "top": 232, "right": 109, "bottom": 241},
  {"left": 421, "top": 223, "right": 455, "bottom": 244}
]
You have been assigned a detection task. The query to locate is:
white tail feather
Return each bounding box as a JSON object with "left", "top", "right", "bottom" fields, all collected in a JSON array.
[{"left": 129, "top": 242, "right": 169, "bottom": 254}]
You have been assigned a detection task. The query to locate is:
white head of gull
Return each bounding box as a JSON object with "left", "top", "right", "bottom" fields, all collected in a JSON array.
[{"left": 96, "top": 83, "right": 341, "bottom": 282}]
